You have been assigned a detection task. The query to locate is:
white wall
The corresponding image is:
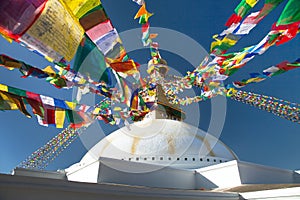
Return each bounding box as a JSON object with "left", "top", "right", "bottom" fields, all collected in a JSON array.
[
  {"left": 66, "top": 157, "right": 221, "bottom": 190},
  {"left": 196, "top": 160, "right": 241, "bottom": 189},
  {"left": 67, "top": 157, "right": 220, "bottom": 190},
  {"left": 98, "top": 157, "right": 197, "bottom": 189},
  {"left": 238, "top": 161, "right": 297, "bottom": 184},
  {"left": 67, "top": 161, "right": 99, "bottom": 183},
  {"left": 66, "top": 157, "right": 300, "bottom": 190},
  {"left": 196, "top": 160, "right": 300, "bottom": 189}
]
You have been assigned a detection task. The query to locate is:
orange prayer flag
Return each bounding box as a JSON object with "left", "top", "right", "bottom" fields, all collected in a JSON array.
[
  {"left": 149, "top": 33, "right": 158, "bottom": 39},
  {"left": 134, "top": 4, "right": 148, "bottom": 19},
  {"left": 110, "top": 60, "right": 139, "bottom": 74}
]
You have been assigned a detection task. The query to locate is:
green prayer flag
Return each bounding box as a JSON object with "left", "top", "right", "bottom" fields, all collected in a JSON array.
[
  {"left": 265, "top": 0, "right": 285, "bottom": 4},
  {"left": 73, "top": 34, "right": 109, "bottom": 84},
  {"left": 277, "top": 0, "right": 300, "bottom": 26},
  {"left": 66, "top": 110, "right": 84, "bottom": 124},
  {"left": 258, "top": 0, "right": 285, "bottom": 18},
  {"left": 139, "top": 15, "right": 147, "bottom": 24},
  {"left": 8, "top": 86, "right": 26, "bottom": 97},
  {"left": 235, "top": 0, "right": 253, "bottom": 18}
]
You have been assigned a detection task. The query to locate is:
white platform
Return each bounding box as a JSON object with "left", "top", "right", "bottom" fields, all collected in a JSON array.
[
  {"left": 0, "top": 172, "right": 240, "bottom": 200},
  {"left": 66, "top": 157, "right": 300, "bottom": 190}
]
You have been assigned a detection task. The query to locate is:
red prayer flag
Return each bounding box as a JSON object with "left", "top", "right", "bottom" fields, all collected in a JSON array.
[{"left": 225, "top": 13, "right": 242, "bottom": 27}]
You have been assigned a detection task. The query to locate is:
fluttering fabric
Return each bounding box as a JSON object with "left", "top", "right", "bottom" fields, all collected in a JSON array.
[
  {"left": 0, "top": 83, "right": 98, "bottom": 128},
  {"left": 0, "top": 0, "right": 47, "bottom": 40},
  {"left": 211, "top": 0, "right": 285, "bottom": 55},
  {"left": 0, "top": 54, "right": 112, "bottom": 98},
  {"left": 20, "top": 0, "right": 85, "bottom": 62},
  {"left": 231, "top": 59, "right": 300, "bottom": 88},
  {"left": 1, "top": 0, "right": 300, "bottom": 170},
  {"left": 228, "top": 88, "right": 300, "bottom": 123}
]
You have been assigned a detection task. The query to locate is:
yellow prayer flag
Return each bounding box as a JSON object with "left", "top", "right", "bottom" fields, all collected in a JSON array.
[
  {"left": 55, "top": 109, "right": 66, "bottom": 128},
  {"left": 0, "top": 92, "right": 18, "bottom": 110},
  {"left": 246, "top": 77, "right": 265, "bottom": 84},
  {"left": 0, "top": 84, "right": 8, "bottom": 92},
  {"left": 222, "top": 37, "right": 237, "bottom": 46},
  {"left": 210, "top": 41, "right": 221, "bottom": 52},
  {"left": 210, "top": 35, "right": 222, "bottom": 52},
  {"left": 78, "top": 78, "right": 86, "bottom": 85},
  {"left": 233, "top": 52, "right": 247, "bottom": 64},
  {"left": 148, "top": 90, "right": 155, "bottom": 96},
  {"left": 43, "top": 66, "right": 56, "bottom": 75},
  {"left": 226, "top": 88, "right": 237, "bottom": 97},
  {"left": 3, "top": 61, "right": 22, "bottom": 70},
  {"left": 44, "top": 56, "right": 54, "bottom": 63},
  {"left": 246, "top": 0, "right": 258, "bottom": 7},
  {"left": 25, "top": 0, "right": 84, "bottom": 61},
  {"left": 93, "top": 107, "right": 101, "bottom": 114},
  {"left": 147, "top": 65, "right": 155, "bottom": 74},
  {"left": 209, "top": 82, "right": 220, "bottom": 87},
  {"left": 65, "top": 101, "right": 77, "bottom": 110},
  {"left": 62, "top": 0, "right": 101, "bottom": 19},
  {"left": 1, "top": 34, "right": 13, "bottom": 43},
  {"left": 143, "top": 12, "right": 153, "bottom": 22},
  {"left": 113, "top": 107, "right": 122, "bottom": 111}
]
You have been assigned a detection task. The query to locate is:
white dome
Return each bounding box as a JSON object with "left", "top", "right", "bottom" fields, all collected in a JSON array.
[{"left": 80, "top": 119, "right": 238, "bottom": 169}]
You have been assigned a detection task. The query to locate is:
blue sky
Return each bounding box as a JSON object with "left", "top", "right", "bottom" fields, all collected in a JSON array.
[{"left": 0, "top": 0, "right": 300, "bottom": 174}]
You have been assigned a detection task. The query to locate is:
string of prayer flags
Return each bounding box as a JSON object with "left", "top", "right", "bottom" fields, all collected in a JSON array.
[
  {"left": 225, "top": 0, "right": 259, "bottom": 27},
  {"left": 166, "top": 43, "right": 280, "bottom": 101},
  {"left": 232, "top": 73, "right": 267, "bottom": 88},
  {"left": 134, "top": 3, "right": 153, "bottom": 25},
  {"left": 133, "top": 2, "right": 155, "bottom": 46},
  {"left": 228, "top": 88, "right": 300, "bottom": 123},
  {"left": 18, "top": 98, "right": 113, "bottom": 169},
  {"left": 232, "top": 59, "right": 300, "bottom": 88},
  {"left": 271, "top": 21, "right": 300, "bottom": 46},
  {"left": 142, "top": 22, "right": 151, "bottom": 46},
  {"left": 1, "top": 0, "right": 139, "bottom": 106},
  {"left": 168, "top": 86, "right": 227, "bottom": 106},
  {"left": 74, "top": 2, "right": 128, "bottom": 65},
  {"left": 0, "top": 91, "right": 32, "bottom": 117},
  {"left": 0, "top": 80, "right": 148, "bottom": 128},
  {"left": 0, "top": 54, "right": 113, "bottom": 98},
  {"left": 141, "top": 22, "right": 158, "bottom": 47},
  {"left": 265, "top": 60, "right": 300, "bottom": 75},
  {"left": 19, "top": 125, "right": 86, "bottom": 169},
  {"left": 71, "top": 1, "right": 142, "bottom": 105},
  {"left": 77, "top": 2, "right": 128, "bottom": 64},
  {"left": 211, "top": 0, "right": 285, "bottom": 55},
  {"left": 0, "top": 83, "right": 96, "bottom": 128},
  {"left": 211, "top": 25, "right": 300, "bottom": 78}
]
